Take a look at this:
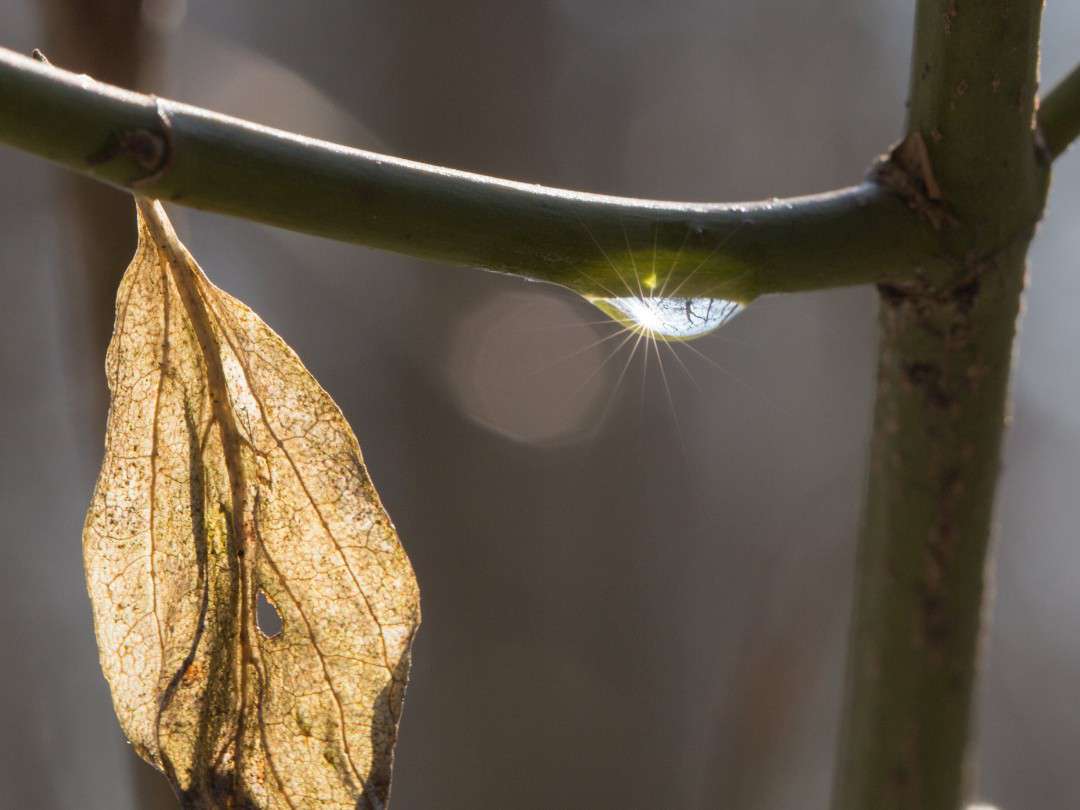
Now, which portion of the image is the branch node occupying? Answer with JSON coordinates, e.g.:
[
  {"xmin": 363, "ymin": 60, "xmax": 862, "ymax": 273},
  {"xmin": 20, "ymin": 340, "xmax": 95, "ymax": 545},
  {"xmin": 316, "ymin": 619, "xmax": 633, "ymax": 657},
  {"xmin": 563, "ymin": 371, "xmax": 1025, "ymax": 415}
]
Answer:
[
  {"xmin": 85, "ymin": 98, "xmax": 173, "ymax": 185},
  {"xmin": 131, "ymin": 98, "xmax": 174, "ymax": 187},
  {"xmin": 870, "ymin": 131, "xmax": 958, "ymax": 231}
]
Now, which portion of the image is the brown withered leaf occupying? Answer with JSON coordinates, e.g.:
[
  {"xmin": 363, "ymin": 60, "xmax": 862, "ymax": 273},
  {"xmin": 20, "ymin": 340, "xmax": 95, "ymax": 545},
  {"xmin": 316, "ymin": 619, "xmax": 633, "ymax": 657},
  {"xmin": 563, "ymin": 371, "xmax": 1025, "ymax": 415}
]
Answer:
[{"xmin": 83, "ymin": 199, "xmax": 420, "ymax": 809}]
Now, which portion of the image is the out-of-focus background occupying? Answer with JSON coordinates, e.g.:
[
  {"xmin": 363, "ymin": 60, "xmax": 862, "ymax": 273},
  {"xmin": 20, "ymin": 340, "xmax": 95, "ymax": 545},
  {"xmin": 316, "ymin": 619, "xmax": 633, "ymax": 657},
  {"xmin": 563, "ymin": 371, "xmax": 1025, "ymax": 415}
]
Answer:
[{"xmin": 0, "ymin": 2, "xmax": 1077, "ymax": 808}]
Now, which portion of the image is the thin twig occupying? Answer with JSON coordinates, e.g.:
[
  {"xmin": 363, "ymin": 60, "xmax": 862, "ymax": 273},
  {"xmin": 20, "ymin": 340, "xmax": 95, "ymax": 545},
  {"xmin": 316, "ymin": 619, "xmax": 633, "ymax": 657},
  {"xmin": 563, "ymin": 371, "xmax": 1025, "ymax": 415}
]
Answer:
[{"xmin": 0, "ymin": 45, "xmax": 948, "ymax": 301}]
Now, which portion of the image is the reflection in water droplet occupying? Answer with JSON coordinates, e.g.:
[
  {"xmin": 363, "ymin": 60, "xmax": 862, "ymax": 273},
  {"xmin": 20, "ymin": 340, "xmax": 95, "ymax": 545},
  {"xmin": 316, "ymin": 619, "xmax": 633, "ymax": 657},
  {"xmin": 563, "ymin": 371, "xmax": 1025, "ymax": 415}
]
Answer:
[{"xmin": 590, "ymin": 296, "xmax": 743, "ymax": 340}]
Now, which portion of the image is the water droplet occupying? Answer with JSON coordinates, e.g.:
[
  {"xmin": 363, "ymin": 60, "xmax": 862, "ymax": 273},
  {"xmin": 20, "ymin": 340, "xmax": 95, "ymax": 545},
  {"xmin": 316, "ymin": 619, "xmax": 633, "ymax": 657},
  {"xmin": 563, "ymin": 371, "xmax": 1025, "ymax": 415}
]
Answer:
[{"xmin": 590, "ymin": 295, "xmax": 744, "ymax": 341}]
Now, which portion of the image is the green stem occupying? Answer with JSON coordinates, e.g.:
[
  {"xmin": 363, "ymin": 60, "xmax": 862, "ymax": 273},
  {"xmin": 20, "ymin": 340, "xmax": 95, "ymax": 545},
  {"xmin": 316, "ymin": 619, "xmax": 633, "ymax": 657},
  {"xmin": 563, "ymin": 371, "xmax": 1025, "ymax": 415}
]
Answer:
[
  {"xmin": 1039, "ymin": 62, "xmax": 1080, "ymax": 160},
  {"xmin": 832, "ymin": 3, "xmax": 1050, "ymax": 809},
  {"xmin": 0, "ymin": 45, "xmax": 947, "ymax": 301},
  {"xmin": 3, "ymin": 45, "xmax": 1076, "ymax": 300}
]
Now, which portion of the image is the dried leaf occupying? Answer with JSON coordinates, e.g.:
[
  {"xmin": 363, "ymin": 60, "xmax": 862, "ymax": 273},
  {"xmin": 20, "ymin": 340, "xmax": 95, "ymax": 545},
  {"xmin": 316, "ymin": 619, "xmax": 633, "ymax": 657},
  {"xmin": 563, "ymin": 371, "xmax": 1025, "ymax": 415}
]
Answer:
[{"xmin": 83, "ymin": 199, "xmax": 420, "ymax": 809}]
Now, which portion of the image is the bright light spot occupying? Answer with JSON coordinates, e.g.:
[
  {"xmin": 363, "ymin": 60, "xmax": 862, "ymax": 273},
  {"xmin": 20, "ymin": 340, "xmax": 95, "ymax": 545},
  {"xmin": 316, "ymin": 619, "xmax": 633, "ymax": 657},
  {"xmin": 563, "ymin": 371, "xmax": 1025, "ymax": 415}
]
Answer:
[
  {"xmin": 591, "ymin": 295, "xmax": 743, "ymax": 341},
  {"xmin": 624, "ymin": 298, "xmax": 665, "ymax": 333}
]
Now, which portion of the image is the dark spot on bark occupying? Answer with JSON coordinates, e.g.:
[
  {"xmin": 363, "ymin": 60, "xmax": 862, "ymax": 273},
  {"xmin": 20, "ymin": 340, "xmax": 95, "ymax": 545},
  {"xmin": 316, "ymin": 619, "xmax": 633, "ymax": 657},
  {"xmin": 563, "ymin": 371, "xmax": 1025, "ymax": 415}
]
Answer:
[
  {"xmin": 904, "ymin": 363, "xmax": 951, "ymax": 409},
  {"xmin": 85, "ymin": 127, "xmax": 170, "ymax": 180},
  {"xmin": 920, "ymin": 589, "xmax": 949, "ymax": 645},
  {"xmin": 949, "ymin": 278, "xmax": 979, "ymax": 313},
  {"xmin": 121, "ymin": 129, "xmax": 168, "ymax": 171},
  {"xmin": 877, "ymin": 283, "xmax": 908, "ymax": 307},
  {"xmin": 919, "ymin": 469, "xmax": 964, "ymax": 657}
]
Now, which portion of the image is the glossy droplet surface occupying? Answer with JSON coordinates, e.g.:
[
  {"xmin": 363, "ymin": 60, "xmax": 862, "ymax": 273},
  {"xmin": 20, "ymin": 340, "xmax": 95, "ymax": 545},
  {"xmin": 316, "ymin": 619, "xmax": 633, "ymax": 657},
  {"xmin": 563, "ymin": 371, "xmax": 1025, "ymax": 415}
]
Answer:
[{"xmin": 591, "ymin": 296, "xmax": 744, "ymax": 340}]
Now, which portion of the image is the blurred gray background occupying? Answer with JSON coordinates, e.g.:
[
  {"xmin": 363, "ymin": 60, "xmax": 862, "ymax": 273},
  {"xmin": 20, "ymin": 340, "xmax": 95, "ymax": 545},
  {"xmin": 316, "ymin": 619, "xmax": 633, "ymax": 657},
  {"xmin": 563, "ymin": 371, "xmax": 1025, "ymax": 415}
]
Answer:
[{"xmin": 0, "ymin": 1, "xmax": 1077, "ymax": 808}]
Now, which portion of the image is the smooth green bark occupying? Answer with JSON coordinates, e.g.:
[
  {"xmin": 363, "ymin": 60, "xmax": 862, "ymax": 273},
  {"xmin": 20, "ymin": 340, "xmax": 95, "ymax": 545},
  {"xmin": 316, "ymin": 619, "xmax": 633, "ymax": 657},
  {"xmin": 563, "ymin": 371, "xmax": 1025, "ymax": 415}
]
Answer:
[
  {"xmin": 1040, "ymin": 62, "xmax": 1080, "ymax": 160},
  {"xmin": 0, "ymin": 46, "xmax": 951, "ymax": 302},
  {"xmin": 833, "ymin": 3, "xmax": 1049, "ymax": 809}
]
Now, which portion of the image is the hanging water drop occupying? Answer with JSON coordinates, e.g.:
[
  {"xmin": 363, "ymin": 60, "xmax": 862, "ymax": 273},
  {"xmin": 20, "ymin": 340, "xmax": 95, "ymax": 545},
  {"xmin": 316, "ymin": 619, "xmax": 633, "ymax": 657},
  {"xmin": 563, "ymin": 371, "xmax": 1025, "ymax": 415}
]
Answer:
[{"xmin": 590, "ymin": 295, "xmax": 744, "ymax": 340}]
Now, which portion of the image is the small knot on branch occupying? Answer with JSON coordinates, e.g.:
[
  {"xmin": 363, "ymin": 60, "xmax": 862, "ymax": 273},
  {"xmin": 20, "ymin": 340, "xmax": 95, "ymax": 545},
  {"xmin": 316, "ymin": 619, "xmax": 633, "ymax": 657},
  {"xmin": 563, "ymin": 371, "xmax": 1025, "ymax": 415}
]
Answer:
[
  {"xmin": 871, "ymin": 131, "xmax": 958, "ymax": 231},
  {"xmin": 86, "ymin": 99, "xmax": 173, "ymax": 185}
]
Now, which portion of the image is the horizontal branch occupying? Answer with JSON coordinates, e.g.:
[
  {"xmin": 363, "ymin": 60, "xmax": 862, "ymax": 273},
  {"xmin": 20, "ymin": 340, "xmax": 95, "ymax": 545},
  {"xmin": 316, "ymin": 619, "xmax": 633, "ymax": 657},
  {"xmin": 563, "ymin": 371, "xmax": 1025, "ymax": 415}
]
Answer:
[
  {"xmin": 1039, "ymin": 62, "xmax": 1080, "ymax": 161},
  {"xmin": 1, "ymin": 45, "xmax": 956, "ymax": 301}
]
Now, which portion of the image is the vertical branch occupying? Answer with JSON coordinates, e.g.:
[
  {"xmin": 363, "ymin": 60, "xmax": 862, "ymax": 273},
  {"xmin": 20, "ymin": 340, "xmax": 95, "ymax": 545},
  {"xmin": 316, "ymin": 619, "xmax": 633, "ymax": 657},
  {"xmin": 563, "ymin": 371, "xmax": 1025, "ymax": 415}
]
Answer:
[{"xmin": 832, "ymin": 3, "xmax": 1049, "ymax": 810}]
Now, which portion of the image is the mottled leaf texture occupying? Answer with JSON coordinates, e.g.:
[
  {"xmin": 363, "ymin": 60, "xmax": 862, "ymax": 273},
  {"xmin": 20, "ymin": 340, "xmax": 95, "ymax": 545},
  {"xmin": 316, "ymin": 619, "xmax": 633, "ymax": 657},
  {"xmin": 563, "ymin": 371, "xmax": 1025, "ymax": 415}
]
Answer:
[{"xmin": 84, "ymin": 199, "xmax": 420, "ymax": 809}]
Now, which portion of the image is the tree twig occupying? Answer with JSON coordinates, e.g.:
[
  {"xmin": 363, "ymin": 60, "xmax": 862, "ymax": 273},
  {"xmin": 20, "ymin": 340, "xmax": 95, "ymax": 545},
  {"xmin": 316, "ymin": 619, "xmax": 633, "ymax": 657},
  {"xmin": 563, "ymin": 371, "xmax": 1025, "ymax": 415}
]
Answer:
[
  {"xmin": 1039, "ymin": 62, "xmax": 1080, "ymax": 161},
  {"xmin": 0, "ymin": 45, "xmax": 951, "ymax": 301}
]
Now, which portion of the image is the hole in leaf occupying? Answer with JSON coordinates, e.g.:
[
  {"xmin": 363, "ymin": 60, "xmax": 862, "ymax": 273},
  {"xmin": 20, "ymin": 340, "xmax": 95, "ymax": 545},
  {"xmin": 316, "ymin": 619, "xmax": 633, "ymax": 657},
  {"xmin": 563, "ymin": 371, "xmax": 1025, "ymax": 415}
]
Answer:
[{"xmin": 256, "ymin": 590, "xmax": 283, "ymax": 638}]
